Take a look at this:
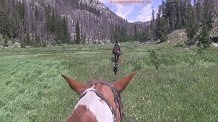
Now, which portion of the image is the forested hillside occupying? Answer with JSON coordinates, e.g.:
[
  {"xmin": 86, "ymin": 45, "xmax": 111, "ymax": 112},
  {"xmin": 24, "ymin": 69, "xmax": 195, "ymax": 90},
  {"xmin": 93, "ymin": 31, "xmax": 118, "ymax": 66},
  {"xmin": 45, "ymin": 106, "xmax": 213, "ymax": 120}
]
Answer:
[
  {"xmin": 0, "ymin": 0, "xmax": 70, "ymax": 47},
  {"xmin": 148, "ymin": 0, "xmax": 217, "ymax": 48},
  {"xmin": 0, "ymin": 0, "xmax": 148, "ymax": 47}
]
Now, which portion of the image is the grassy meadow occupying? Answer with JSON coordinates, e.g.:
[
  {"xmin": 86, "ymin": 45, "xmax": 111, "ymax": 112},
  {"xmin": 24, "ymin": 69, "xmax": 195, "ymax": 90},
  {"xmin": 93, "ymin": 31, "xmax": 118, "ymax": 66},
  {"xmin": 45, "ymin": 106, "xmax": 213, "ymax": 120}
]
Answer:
[{"xmin": 1, "ymin": 42, "xmax": 218, "ymax": 122}]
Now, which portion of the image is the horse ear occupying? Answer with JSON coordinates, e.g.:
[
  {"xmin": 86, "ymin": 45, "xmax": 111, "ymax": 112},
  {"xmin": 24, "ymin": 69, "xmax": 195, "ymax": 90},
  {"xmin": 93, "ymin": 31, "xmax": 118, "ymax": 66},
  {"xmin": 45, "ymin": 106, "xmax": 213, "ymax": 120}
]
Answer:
[
  {"xmin": 113, "ymin": 71, "xmax": 137, "ymax": 93},
  {"xmin": 61, "ymin": 74, "xmax": 86, "ymax": 94}
]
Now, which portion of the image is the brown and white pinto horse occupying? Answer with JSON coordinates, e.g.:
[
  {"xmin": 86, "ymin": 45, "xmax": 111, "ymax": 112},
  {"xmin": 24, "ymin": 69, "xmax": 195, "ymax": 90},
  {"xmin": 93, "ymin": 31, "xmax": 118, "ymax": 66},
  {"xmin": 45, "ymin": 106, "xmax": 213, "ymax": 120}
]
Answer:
[{"xmin": 61, "ymin": 71, "xmax": 137, "ymax": 122}]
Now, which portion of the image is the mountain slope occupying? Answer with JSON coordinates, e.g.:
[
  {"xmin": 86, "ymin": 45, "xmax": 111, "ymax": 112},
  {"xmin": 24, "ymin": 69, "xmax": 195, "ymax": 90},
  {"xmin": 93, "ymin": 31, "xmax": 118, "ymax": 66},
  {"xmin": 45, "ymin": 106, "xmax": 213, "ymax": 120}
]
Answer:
[
  {"xmin": 53, "ymin": 0, "xmax": 148, "ymax": 43},
  {"xmin": 0, "ymin": 0, "xmax": 148, "ymax": 46}
]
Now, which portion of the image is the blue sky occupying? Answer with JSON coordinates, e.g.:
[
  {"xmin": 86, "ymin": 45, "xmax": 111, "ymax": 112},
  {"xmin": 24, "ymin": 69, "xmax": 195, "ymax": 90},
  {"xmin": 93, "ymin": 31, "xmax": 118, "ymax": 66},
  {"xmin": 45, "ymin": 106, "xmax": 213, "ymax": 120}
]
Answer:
[{"xmin": 99, "ymin": 0, "xmax": 163, "ymax": 22}]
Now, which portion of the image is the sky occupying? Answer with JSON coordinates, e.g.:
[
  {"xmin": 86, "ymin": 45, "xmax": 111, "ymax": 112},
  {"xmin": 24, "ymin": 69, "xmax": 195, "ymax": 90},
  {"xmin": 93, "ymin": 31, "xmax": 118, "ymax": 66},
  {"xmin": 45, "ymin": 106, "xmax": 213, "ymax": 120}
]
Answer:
[{"xmin": 98, "ymin": 0, "xmax": 163, "ymax": 22}]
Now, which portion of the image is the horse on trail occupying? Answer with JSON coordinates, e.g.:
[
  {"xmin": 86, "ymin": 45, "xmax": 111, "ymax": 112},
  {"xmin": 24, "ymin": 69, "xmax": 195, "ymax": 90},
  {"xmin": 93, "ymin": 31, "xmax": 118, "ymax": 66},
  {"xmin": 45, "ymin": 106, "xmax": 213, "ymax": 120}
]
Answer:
[
  {"xmin": 112, "ymin": 48, "xmax": 121, "ymax": 63},
  {"xmin": 61, "ymin": 71, "xmax": 137, "ymax": 122},
  {"xmin": 112, "ymin": 41, "xmax": 122, "ymax": 63}
]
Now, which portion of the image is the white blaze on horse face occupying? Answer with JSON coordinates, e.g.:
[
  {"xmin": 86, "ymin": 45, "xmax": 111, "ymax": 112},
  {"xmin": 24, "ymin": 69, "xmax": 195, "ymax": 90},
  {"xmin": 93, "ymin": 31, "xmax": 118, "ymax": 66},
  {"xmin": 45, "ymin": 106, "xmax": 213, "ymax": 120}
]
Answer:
[{"xmin": 75, "ymin": 87, "xmax": 114, "ymax": 122}]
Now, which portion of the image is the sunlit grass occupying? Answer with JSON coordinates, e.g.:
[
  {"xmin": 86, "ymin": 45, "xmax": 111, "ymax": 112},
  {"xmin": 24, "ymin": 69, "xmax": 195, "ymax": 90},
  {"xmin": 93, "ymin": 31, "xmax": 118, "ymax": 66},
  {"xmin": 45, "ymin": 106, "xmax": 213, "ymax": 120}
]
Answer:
[{"xmin": 1, "ymin": 43, "xmax": 218, "ymax": 121}]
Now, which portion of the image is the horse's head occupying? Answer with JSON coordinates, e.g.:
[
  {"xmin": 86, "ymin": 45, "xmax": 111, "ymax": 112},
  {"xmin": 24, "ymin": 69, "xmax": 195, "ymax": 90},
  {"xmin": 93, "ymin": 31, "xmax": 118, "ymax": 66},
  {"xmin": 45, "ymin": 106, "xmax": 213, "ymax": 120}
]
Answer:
[{"xmin": 61, "ymin": 71, "xmax": 137, "ymax": 122}]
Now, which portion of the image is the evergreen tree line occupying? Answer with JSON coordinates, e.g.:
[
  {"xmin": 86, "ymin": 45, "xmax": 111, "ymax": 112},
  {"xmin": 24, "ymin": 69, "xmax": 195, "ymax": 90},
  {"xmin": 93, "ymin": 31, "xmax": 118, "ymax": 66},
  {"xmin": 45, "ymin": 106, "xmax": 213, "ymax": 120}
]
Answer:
[
  {"xmin": 110, "ymin": 23, "xmax": 148, "ymax": 43},
  {"xmin": 74, "ymin": 21, "xmax": 135, "ymax": 44},
  {"xmin": 74, "ymin": 19, "xmax": 88, "ymax": 44},
  {"xmin": 0, "ymin": 0, "xmax": 70, "ymax": 47},
  {"xmin": 147, "ymin": 0, "xmax": 214, "ymax": 48},
  {"xmin": 0, "ymin": 0, "xmax": 25, "ymax": 47},
  {"xmin": 110, "ymin": 24, "xmax": 129, "ymax": 43},
  {"xmin": 45, "ymin": 5, "xmax": 70, "ymax": 45}
]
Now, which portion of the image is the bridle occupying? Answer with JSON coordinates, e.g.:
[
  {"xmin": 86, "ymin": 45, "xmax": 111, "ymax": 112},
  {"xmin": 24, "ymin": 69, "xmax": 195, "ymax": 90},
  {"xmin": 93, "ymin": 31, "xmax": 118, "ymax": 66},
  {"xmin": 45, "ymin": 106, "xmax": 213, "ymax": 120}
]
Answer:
[{"xmin": 79, "ymin": 80, "xmax": 124, "ymax": 122}]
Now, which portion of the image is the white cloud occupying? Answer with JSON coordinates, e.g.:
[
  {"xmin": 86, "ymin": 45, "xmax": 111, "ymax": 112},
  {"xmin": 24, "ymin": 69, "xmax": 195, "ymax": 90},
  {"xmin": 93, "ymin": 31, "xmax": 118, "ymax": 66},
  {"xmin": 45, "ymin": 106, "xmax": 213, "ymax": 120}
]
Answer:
[
  {"xmin": 115, "ymin": 5, "xmax": 134, "ymax": 19},
  {"xmin": 128, "ymin": 20, "xmax": 135, "ymax": 23},
  {"xmin": 136, "ymin": 4, "xmax": 156, "ymax": 22},
  {"xmin": 99, "ymin": 0, "xmax": 110, "ymax": 4}
]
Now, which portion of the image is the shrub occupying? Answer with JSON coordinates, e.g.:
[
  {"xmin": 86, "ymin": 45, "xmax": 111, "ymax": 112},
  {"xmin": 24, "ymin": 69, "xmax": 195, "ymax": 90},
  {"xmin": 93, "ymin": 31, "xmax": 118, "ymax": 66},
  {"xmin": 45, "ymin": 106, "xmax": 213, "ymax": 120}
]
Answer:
[{"xmin": 149, "ymin": 49, "xmax": 161, "ymax": 69}]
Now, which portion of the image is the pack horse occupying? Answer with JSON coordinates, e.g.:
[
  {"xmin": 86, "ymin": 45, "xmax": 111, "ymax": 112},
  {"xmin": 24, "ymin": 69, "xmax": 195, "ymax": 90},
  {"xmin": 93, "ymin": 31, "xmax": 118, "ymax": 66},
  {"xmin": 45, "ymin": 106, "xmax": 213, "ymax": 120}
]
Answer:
[{"xmin": 61, "ymin": 71, "xmax": 137, "ymax": 122}]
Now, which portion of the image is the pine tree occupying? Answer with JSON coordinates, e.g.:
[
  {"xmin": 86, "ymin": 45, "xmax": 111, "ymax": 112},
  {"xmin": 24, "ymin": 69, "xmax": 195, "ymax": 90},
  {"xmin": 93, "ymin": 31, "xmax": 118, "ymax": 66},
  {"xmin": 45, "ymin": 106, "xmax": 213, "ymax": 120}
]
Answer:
[
  {"xmin": 196, "ymin": 0, "xmax": 204, "ymax": 24},
  {"xmin": 139, "ymin": 29, "xmax": 149, "ymax": 43},
  {"xmin": 155, "ymin": 3, "xmax": 169, "ymax": 42},
  {"xmin": 166, "ymin": 0, "xmax": 177, "ymax": 31},
  {"xmin": 176, "ymin": 0, "xmax": 182, "ymax": 29},
  {"xmin": 152, "ymin": 7, "xmax": 155, "ymax": 22},
  {"xmin": 202, "ymin": 0, "xmax": 213, "ymax": 31},
  {"xmin": 3, "ymin": 34, "xmax": 9, "ymax": 47},
  {"xmin": 0, "ymin": 0, "xmax": 5, "ymax": 34},
  {"xmin": 134, "ymin": 24, "xmax": 138, "ymax": 41},
  {"xmin": 83, "ymin": 32, "xmax": 86, "ymax": 44},
  {"xmin": 62, "ymin": 17, "xmax": 70, "ymax": 43},
  {"xmin": 185, "ymin": 3, "xmax": 198, "ymax": 45},
  {"xmin": 159, "ymin": 18, "xmax": 168, "ymax": 42},
  {"xmin": 150, "ymin": 7, "xmax": 156, "ymax": 41},
  {"xmin": 155, "ymin": 5, "xmax": 161, "ymax": 40},
  {"xmin": 179, "ymin": 0, "xmax": 191, "ymax": 28},
  {"xmin": 75, "ymin": 20, "xmax": 80, "ymax": 44},
  {"xmin": 197, "ymin": 0, "xmax": 213, "ymax": 48},
  {"xmin": 15, "ymin": 0, "xmax": 26, "ymax": 39},
  {"xmin": 17, "ymin": 1, "xmax": 25, "ymax": 21},
  {"xmin": 1, "ymin": 0, "xmax": 10, "ymax": 37},
  {"xmin": 161, "ymin": 1, "xmax": 166, "ymax": 17},
  {"xmin": 9, "ymin": 11, "xmax": 16, "ymax": 38},
  {"xmin": 58, "ymin": 16, "xmax": 69, "ymax": 44},
  {"xmin": 198, "ymin": 25, "xmax": 211, "ymax": 48}
]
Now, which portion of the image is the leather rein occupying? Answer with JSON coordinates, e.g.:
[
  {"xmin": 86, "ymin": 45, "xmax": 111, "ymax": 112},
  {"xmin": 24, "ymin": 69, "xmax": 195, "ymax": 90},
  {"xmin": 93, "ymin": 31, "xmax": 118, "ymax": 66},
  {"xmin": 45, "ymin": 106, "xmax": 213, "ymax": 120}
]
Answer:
[{"xmin": 79, "ymin": 80, "xmax": 126, "ymax": 122}]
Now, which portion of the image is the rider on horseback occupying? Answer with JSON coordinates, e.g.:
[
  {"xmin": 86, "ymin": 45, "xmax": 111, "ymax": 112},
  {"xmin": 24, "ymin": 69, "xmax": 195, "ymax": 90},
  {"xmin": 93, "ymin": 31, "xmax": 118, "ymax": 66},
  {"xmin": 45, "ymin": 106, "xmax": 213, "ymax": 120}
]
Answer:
[{"xmin": 112, "ymin": 40, "xmax": 121, "ymax": 63}]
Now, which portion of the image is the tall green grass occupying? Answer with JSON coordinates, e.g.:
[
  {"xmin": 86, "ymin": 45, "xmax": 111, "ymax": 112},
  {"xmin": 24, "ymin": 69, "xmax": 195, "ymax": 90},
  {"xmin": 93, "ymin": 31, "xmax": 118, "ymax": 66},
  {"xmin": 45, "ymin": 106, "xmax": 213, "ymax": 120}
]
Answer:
[{"xmin": 0, "ymin": 44, "xmax": 218, "ymax": 121}]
